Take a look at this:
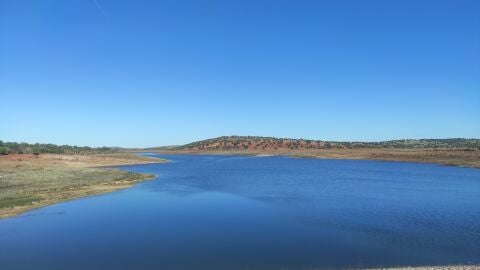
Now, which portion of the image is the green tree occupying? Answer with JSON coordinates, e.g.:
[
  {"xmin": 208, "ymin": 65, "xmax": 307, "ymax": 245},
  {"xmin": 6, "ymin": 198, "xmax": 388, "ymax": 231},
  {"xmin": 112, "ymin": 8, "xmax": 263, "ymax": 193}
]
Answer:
[{"xmin": 0, "ymin": 147, "xmax": 9, "ymax": 155}]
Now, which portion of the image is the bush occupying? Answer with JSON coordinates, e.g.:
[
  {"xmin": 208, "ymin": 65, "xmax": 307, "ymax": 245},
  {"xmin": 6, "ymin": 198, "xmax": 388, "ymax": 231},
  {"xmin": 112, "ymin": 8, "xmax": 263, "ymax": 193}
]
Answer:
[{"xmin": 0, "ymin": 147, "xmax": 9, "ymax": 155}]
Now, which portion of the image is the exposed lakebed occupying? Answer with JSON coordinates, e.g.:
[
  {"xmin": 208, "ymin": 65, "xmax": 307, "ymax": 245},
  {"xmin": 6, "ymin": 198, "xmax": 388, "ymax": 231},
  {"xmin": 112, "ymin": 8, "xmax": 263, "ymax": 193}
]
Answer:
[{"xmin": 1, "ymin": 154, "xmax": 479, "ymax": 269}]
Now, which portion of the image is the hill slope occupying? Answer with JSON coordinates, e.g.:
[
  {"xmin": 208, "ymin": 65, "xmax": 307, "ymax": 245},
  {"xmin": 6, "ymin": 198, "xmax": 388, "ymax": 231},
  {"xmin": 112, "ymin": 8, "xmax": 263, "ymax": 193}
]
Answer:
[{"xmin": 173, "ymin": 136, "xmax": 480, "ymax": 151}]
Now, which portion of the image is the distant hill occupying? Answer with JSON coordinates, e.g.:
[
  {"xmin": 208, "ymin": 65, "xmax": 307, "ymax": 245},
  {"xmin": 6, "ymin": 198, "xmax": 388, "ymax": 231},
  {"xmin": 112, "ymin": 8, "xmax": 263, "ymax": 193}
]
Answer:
[{"xmin": 172, "ymin": 136, "xmax": 480, "ymax": 152}]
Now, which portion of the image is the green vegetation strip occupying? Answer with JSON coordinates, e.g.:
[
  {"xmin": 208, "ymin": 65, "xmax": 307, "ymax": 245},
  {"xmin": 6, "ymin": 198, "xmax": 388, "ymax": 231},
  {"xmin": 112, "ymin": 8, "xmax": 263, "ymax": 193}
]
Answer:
[{"xmin": 0, "ymin": 140, "xmax": 114, "ymax": 155}]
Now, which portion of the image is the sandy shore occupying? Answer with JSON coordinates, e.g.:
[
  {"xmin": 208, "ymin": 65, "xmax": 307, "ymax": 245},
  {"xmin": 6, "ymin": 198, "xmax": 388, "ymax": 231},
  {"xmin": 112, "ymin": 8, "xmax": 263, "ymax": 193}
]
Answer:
[
  {"xmin": 365, "ymin": 266, "xmax": 480, "ymax": 270},
  {"xmin": 0, "ymin": 153, "xmax": 167, "ymax": 219},
  {"xmin": 160, "ymin": 148, "xmax": 480, "ymax": 168}
]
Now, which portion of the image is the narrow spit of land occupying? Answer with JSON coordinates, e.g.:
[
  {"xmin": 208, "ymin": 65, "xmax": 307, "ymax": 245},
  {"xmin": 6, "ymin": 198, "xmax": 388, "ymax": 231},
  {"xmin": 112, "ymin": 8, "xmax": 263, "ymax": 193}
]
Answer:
[{"xmin": 0, "ymin": 153, "xmax": 167, "ymax": 219}]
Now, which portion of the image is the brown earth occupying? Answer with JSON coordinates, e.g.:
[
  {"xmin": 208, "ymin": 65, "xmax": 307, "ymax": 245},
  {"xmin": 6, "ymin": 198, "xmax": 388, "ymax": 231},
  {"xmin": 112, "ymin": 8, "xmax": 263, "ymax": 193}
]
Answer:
[{"xmin": 0, "ymin": 152, "xmax": 165, "ymax": 167}]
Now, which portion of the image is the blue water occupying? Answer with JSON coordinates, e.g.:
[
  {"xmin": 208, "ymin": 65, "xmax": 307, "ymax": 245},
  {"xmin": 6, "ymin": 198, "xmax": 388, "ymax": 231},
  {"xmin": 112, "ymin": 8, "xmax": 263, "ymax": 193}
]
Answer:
[{"xmin": 1, "ymin": 154, "xmax": 480, "ymax": 270}]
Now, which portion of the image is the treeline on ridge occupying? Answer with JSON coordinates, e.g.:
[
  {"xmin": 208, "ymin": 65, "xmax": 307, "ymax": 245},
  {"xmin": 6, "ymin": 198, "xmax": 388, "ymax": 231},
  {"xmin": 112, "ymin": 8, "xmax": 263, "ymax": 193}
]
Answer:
[
  {"xmin": 175, "ymin": 136, "xmax": 480, "ymax": 151},
  {"xmin": 0, "ymin": 140, "xmax": 114, "ymax": 155}
]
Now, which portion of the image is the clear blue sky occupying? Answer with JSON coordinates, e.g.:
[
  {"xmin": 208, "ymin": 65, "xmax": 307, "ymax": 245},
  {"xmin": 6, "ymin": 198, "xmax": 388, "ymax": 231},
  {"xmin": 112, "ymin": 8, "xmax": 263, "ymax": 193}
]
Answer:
[{"xmin": 1, "ymin": 0, "xmax": 479, "ymax": 147}]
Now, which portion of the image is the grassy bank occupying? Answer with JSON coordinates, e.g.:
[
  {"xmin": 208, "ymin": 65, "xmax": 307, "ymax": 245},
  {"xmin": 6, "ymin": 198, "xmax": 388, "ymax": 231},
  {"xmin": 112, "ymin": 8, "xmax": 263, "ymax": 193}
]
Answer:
[{"xmin": 0, "ymin": 153, "xmax": 166, "ymax": 219}]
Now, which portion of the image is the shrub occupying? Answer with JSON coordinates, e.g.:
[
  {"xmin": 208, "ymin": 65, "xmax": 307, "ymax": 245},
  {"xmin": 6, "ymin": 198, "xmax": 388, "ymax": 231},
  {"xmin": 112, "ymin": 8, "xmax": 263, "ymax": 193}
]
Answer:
[{"xmin": 0, "ymin": 147, "xmax": 9, "ymax": 155}]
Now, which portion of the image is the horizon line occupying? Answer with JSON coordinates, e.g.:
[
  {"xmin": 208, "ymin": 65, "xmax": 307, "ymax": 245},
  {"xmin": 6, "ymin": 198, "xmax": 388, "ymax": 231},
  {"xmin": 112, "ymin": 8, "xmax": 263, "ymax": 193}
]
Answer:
[{"xmin": 2, "ymin": 135, "xmax": 480, "ymax": 149}]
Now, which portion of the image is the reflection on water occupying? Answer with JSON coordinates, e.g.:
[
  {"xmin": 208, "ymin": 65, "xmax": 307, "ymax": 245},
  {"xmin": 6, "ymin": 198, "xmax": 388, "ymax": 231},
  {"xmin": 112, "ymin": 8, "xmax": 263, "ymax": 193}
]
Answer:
[{"xmin": 1, "ymin": 154, "xmax": 480, "ymax": 270}]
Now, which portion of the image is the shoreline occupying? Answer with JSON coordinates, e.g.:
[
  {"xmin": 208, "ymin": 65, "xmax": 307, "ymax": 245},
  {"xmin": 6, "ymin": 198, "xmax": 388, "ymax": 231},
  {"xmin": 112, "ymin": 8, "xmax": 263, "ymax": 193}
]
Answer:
[
  {"xmin": 365, "ymin": 266, "xmax": 480, "ymax": 270},
  {"xmin": 0, "ymin": 153, "xmax": 168, "ymax": 219},
  {"xmin": 153, "ymin": 148, "xmax": 480, "ymax": 169}
]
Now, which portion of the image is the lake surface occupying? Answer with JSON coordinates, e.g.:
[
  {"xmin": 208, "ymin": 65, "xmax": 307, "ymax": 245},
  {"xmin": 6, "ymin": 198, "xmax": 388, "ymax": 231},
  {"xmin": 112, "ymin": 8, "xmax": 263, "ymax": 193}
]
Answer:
[{"xmin": 1, "ymin": 154, "xmax": 480, "ymax": 270}]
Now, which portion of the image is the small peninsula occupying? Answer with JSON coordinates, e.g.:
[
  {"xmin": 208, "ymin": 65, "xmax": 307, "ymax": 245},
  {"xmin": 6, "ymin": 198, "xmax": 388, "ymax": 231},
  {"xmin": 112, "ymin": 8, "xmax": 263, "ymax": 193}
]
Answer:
[{"xmin": 0, "ymin": 142, "xmax": 167, "ymax": 218}]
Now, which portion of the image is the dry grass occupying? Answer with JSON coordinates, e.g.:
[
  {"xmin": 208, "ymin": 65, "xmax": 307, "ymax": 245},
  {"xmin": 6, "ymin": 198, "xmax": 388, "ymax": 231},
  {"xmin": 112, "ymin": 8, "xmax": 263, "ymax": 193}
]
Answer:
[
  {"xmin": 0, "ymin": 152, "xmax": 165, "ymax": 167},
  {"xmin": 0, "ymin": 153, "xmax": 166, "ymax": 218}
]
